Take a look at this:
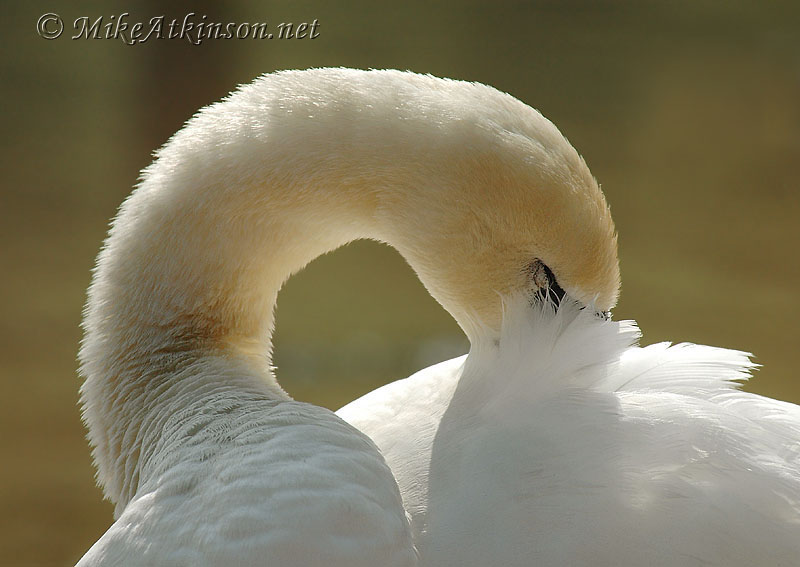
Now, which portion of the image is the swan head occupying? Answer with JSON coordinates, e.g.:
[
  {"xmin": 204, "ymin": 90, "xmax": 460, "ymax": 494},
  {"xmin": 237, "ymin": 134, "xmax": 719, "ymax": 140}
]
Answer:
[{"xmin": 379, "ymin": 90, "xmax": 620, "ymax": 341}]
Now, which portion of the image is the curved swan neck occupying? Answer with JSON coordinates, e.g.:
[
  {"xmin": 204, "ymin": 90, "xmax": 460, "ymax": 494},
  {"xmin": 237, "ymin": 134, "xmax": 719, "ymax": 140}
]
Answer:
[{"xmin": 80, "ymin": 68, "xmax": 618, "ymax": 508}]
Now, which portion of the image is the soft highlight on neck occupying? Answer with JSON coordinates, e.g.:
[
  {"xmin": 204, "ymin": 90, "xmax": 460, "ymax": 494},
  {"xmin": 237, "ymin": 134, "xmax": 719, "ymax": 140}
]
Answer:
[{"xmin": 79, "ymin": 68, "xmax": 618, "ymax": 506}]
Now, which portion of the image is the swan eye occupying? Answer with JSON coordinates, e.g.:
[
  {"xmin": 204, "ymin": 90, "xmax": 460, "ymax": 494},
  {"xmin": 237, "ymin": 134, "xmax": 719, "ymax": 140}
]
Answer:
[
  {"xmin": 527, "ymin": 260, "xmax": 611, "ymax": 319},
  {"xmin": 528, "ymin": 259, "xmax": 566, "ymax": 306}
]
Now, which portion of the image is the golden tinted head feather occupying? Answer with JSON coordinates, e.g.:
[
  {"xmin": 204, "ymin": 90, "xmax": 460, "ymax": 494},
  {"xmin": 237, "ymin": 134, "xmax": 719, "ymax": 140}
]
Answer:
[{"xmin": 368, "ymin": 73, "xmax": 620, "ymax": 334}]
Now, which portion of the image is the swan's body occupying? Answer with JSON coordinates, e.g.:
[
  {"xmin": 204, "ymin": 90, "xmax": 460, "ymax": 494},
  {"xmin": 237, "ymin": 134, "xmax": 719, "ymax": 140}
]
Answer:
[
  {"xmin": 340, "ymin": 304, "xmax": 800, "ymax": 565},
  {"xmin": 78, "ymin": 68, "xmax": 800, "ymax": 566}
]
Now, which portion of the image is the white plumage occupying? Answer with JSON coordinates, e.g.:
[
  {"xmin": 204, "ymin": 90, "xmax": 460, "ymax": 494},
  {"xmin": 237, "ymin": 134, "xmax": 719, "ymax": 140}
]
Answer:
[
  {"xmin": 340, "ymin": 300, "xmax": 800, "ymax": 565},
  {"xmin": 77, "ymin": 68, "xmax": 800, "ymax": 566}
]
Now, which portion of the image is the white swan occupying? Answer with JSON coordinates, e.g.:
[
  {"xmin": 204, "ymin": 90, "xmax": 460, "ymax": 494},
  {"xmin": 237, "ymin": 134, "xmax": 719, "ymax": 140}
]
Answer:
[{"xmin": 78, "ymin": 68, "xmax": 800, "ymax": 566}]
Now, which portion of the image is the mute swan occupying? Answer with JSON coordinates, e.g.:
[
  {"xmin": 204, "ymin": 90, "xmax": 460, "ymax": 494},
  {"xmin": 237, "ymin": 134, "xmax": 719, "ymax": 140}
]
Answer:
[{"xmin": 78, "ymin": 68, "xmax": 800, "ymax": 566}]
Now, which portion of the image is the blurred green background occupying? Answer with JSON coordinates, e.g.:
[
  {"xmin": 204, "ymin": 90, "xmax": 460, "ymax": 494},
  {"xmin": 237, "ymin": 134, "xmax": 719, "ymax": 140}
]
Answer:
[{"xmin": 2, "ymin": 1, "xmax": 799, "ymax": 564}]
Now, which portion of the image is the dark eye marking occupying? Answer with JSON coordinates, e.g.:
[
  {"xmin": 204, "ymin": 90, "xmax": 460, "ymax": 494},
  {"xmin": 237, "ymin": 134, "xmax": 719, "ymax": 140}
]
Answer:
[
  {"xmin": 527, "ymin": 259, "xmax": 612, "ymax": 320},
  {"xmin": 528, "ymin": 259, "xmax": 566, "ymax": 306}
]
